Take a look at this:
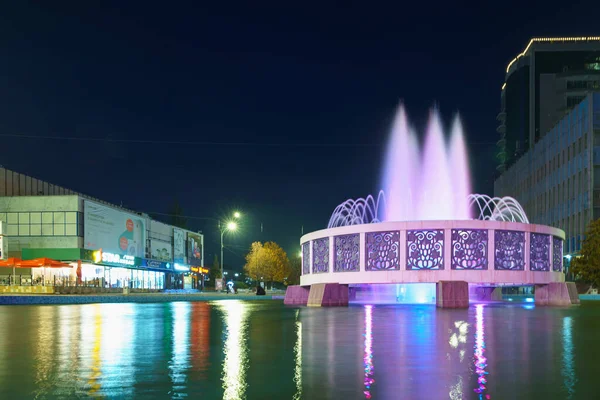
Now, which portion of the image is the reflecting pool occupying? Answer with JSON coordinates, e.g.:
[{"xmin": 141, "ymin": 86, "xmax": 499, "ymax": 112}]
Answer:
[{"xmin": 0, "ymin": 300, "xmax": 599, "ymax": 399}]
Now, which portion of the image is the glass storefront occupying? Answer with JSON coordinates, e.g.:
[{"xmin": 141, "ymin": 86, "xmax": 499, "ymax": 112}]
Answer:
[{"xmin": 80, "ymin": 263, "xmax": 165, "ymax": 289}]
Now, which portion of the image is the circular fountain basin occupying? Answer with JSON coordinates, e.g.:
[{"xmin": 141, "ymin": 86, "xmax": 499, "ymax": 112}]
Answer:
[{"xmin": 300, "ymin": 220, "xmax": 565, "ymax": 287}]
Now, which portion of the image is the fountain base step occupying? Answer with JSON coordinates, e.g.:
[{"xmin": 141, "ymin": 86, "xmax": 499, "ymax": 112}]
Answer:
[
  {"xmin": 436, "ymin": 281, "xmax": 469, "ymax": 308},
  {"xmin": 534, "ymin": 282, "xmax": 580, "ymax": 306},
  {"xmin": 284, "ymin": 285, "xmax": 310, "ymax": 305},
  {"xmin": 307, "ymin": 283, "xmax": 349, "ymax": 307}
]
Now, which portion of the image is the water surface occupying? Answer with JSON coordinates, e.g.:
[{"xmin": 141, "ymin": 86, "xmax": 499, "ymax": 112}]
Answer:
[{"xmin": 0, "ymin": 300, "xmax": 599, "ymax": 399}]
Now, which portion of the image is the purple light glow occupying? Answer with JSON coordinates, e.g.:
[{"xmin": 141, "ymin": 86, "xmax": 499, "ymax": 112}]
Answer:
[
  {"xmin": 382, "ymin": 104, "xmax": 472, "ymax": 221},
  {"xmin": 363, "ymin": 305, "xmax": 374, "ymax": 399},
  {"xmin": 352, "ymin": 283, "xmax": 436, "ymax": 304},
  {"xmin": 474, "ymin": 304, "xmax": 491, "ymax": 399}
]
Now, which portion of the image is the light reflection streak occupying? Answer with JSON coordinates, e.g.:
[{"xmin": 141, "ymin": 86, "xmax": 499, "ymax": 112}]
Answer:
[
  {"xmin": 473, "ymin": 304, "xmax": 490, "ymax": 399},
  {"xmin": 448, "ymin": 320, "xmax": 468, "ymax": 399},
  {"xmin": 562, "ymin": 317, "xmax": 576, "ymax": 398},
  {"xmin": 220, "ymin": 301, "xmax": 249, "ymax": 400},
  {"xmin": 88, "ymin": 305, "xmax": 102, "ymax": 395},
  {"xmin": 101, "ymin": 303, "xmax": 135, "ymax": 397},
  {"xmin": 293, "ymin": 309, "xmax": 302, "ymax": 400},
  {"xmin": 169, "ymin": 302, "xmax": 191, "ymax": 395},
  {"xmin": 34, "ymin": 306, "xmax": 56, "ymax": 394},
  {"xmin": 363, "ymin": 305, "xmax": 374, "ymax": 399}
]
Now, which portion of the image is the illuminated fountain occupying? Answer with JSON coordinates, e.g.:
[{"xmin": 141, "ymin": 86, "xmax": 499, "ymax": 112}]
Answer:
[{"xmin": 286, "ymin": 103, "xmax": 574, "ymax": 308}]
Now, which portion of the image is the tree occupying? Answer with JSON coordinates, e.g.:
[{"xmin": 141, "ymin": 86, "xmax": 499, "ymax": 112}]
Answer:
[
  {"xmin": 287, "ymin": 255, "xmax": 301, "ymax": 285},
  {"xmin": 571, "ymin": 219, "xmax": 600, "ymax": 289},
  {"xmin": 244, "ymin": 241, "xmax": 290, "ymax": 289},
  {"xmin": 210, "ymin": 254, "xmax": 222, "ymax": 285}
]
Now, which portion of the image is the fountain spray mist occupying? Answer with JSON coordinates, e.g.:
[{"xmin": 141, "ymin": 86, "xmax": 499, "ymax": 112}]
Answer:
[{"xmin": 381, "ymin": 103, "xmax": 472, "ymax": 221}]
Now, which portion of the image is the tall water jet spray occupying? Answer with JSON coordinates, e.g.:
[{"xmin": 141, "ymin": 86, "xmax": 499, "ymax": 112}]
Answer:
[
  {"xmin": 449, "ymin": 115, "xmax": 472, "ymax": 220},
  {"xmin": 382, "ymin": 105, "xmax": 417, "ymax": 221},
  {"xmin": 419, "ymin": 109, "xmax": 454, "ymax": 220}
]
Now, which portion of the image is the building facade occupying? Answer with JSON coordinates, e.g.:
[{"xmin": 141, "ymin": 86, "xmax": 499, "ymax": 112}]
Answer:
[
  {"xmin": 0, "ymin": 168, "xmax": 206, "ymax": 290},
  {"xmin": 495, "ymin": 92, "xmax": 600, "ymax": 256},
  {"xmin": 497, "ymin": 37, "xmax": 600, "ymax": 172}
]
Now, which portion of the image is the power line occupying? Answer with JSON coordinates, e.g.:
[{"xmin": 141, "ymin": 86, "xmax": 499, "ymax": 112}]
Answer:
[{"xmin": 0, "ymin": 133, "xmax": 499, "ymax": 147}]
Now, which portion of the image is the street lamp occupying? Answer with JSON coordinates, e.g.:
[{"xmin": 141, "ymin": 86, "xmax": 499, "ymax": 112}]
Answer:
[
  {"xmin": 233, "ymin": 211, "xmax": 241, "ymax": 219},
  {"xmin": 220, "ymin": 215, "xmax": 239, "ymax": 290}
]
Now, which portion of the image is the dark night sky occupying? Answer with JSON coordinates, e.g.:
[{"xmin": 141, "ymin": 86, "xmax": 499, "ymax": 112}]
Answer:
[{"xmin": 1, "ymin": 1, "xmax": 598, "ymax": 270}]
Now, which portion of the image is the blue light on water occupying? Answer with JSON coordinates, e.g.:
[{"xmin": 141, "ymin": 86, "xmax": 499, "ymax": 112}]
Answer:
[
  {"xmin": 525, "ymin": 298, "xmax": 534, "ymax": 303},
  {"xmin": 523, "ymin": 305, "xmax": 535, "ymax": 310}
]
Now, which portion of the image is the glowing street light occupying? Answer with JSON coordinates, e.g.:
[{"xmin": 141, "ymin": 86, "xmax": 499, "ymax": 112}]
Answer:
[{"xmin": 220, "ymin": 212, "xmax": 241, "ymax": 290}]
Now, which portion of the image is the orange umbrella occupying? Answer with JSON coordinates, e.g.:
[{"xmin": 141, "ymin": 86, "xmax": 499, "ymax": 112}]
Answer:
[
  {"xmin": 0, "ymin": 257, "xmax": 22, "ymax": 267},
  {"xmin": 17, "ymin": 258, "xmax": 72, "ymax": 268}
]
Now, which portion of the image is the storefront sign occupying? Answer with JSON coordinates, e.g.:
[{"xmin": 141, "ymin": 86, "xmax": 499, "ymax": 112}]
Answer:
[
  {"xmin": 174, "ymin": 263, "xmax": 190, "ymax": 272},
  {"xmin": 191, "ymin": 266, "xmax": 209, "ymax": 274},
  {"xmin": 93, "ymin": 250, "xmax": 141, "ymax": 268},
  {"xmin": 142, "ymin": 259, "xmax": 172, "ymax": 270}
]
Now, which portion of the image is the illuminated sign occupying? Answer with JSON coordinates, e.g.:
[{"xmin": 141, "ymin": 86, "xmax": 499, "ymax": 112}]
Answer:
[
  {"xmin": 92, "ymin": 249, "xmax": 139, "ymax": 267},
  {"xmin": 102, "ymin": 252, "xmax": 135, "ymax": 266},
  {"xmin": 142, "ymin": 259, "xmax": 171, "ymax": 270},
  {"xmin": 174, "ymin": 263, "xmax": 190, "ymax": 272},
  {"xmin": 191, "ymin": 267, "xmax": 209, "ymax": 274}
]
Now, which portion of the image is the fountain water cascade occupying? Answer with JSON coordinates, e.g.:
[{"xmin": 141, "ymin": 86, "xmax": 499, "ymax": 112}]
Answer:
[{"xmin": 285, "ymin": 104, "xmax": 576, "ymax": 308}]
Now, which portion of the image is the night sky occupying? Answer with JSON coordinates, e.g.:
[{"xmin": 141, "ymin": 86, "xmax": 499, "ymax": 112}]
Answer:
[{"xmin": 1, "ymin": 1, "xmax": 599, "ymax": 270}]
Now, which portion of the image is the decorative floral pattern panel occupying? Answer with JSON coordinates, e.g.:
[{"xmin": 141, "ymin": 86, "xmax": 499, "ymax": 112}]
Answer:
[
  {"xmin": 406, "ymin": 230, "xmax": 444, "ymax": 270},
  {"xmin": 553, "ymin": 237, "xmax": 563, "ymax": 272},
  {"xmin": 365, "ymin": 231, "xmax": 400, "ymax": 270},
  {"xmin": 334, "ymin": 234, "xmax": 360, "ymax": 272},
  {"xmin": 312, "ymin": 238, "xmax": 330, "ymax": 273},
  {"xmin": 494, "ymin": 230, "xmax": 525, "ymax": 270},
  {"xmin": 451, "ymin": 229, "xmax": 488, "ymax": 270},
  {"xmin": 530, "ymin": 233, "xmax": 550, "ymax": 271},
  {"xmin": 302, "ymin": 242, "xmax": 310, "ymax": 275}
]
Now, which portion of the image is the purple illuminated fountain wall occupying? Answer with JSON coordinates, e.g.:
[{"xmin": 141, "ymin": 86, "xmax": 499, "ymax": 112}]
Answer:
[{"xmin": 382, "ymin": 104, "xmax": 472, "ymax": 221}]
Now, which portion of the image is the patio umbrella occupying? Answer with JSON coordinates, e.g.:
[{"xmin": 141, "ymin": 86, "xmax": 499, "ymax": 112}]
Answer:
[
  {"xmin": 17, "ymin": 258, "xmax": 72, "ymax": 268},
  {"xmin": 0, "ymin": 258, "xmax": 22, "ymax": 285},
  {"xmin": 16, "ymin": 258, "xmax": 72, "ymax": 286}
]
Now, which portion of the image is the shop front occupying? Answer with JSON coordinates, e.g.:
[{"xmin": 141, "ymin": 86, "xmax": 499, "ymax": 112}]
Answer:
[{"xmin": 191, "ymin": 266, "xmax": 209, "ymax": 290}]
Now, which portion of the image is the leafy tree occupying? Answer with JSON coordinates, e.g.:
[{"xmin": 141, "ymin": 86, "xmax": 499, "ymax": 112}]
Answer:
[
  {"xmin": 287, "ymin": 255, "xmax": 301, "ymax": 285},
  {"xmin": 571, "ymin": 219, "xmax": 600, "ymax": 289},
  {"xmin": 210, "ymin": 254, "xmax": 222, "ymax": 285},
  {"xmin": 244, "ymin": 241, "xmax": 290, "ymax": 289}
]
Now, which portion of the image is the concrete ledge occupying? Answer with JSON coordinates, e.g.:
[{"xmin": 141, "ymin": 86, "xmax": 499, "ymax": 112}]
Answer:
[
  {"xmin": 284, "ymin": 285, "xmax": 310, "ymax": 305},
  {"xmin": 436, "ymin": 281, "xmax": 469, "ymax": 308},
  {"xmin": 0, "ymin": 286, "xmax": 54, "ymax": 294},
  {"xmin": 535, "ymin": 282, "xmax": 580, "ymax": 306},
  {"xmin": 307, "ymin": 283, "xmax": 348, "ymax": 307}
]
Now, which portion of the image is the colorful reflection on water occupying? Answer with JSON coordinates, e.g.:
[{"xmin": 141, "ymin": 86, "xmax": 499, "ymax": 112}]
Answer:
[
  {"xmin": 0, "ymin": 301, "xmax": 598, "ymax": 399},
  {"xmin": 363, "ymin": 305, "xmax": 374, "ymax": 398}
]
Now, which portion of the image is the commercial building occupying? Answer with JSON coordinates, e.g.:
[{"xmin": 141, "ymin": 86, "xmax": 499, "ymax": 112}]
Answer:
[
  {"xmin": 495, "ymin": 92, "xmax": 600, "ymax": 258},
  {"xmin": 0, "ymin": 167, "xmax": 206, "ymax": 291},
  {"xmin": 497, "ymin": 37, "xmax": 600, "ymax": 172}
]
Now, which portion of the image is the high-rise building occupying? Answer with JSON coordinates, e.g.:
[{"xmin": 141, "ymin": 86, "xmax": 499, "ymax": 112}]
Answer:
[
  {"xmin": 495, "ymin": 92, "xmax": 600, "ymax": 257},
  {"xmin": 497, "ymin": 37, "xmax": 600, "ymax": 172}
]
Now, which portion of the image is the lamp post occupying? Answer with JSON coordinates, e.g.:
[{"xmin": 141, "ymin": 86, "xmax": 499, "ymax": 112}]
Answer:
[{"xmin": 220, "ymin": 212, "xmax": 240, "ymax": 290}]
